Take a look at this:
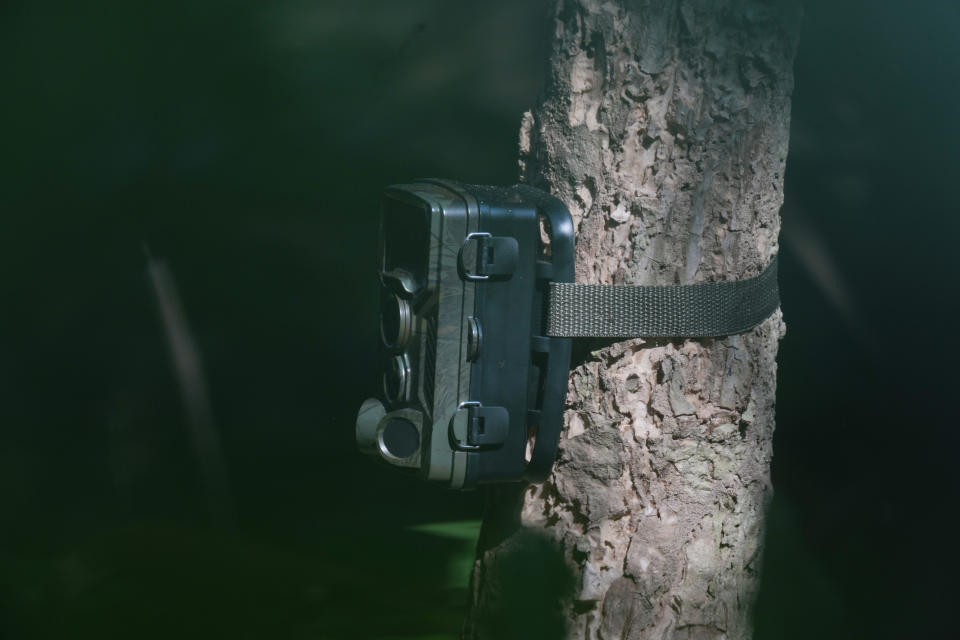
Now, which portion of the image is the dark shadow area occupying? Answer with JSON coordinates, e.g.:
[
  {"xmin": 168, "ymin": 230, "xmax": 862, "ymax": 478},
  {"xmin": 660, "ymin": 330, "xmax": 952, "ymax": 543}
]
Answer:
[
  {"xmin": 467, "ymin": 529, "xmax": 575, "ymax": 640},
  {"xmin": 756, "ymin": 1, "xmax": 960, "ymax": 638},
  {"xmin": 0, "ymin": 1, "xmax": 552, "ymax": 637},
  {"xmin": 0, "ymin": 520, "xmax": 471, "ymax": 639}
]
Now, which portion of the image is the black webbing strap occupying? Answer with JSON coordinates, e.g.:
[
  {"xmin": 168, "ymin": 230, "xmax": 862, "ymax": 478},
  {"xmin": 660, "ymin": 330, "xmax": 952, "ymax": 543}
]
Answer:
[{"xmin": 545, "ymin": 255, "xmax": 779, "ymax": 338}]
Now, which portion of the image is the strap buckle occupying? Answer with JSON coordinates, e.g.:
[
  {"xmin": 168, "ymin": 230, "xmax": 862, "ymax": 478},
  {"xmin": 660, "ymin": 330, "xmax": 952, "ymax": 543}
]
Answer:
[
  {"xmin": 448, "ymin": 401, "xmax": 509, "ymax": 451},
  {"xmin": 458, "ymin": 232, "xmax": 519, "ymax": 281}
]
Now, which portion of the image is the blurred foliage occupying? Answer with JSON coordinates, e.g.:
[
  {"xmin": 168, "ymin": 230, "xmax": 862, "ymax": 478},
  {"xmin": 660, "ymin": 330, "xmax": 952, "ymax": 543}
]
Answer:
[
  {"xmin": 0, "ymin": 520, "xmax": 474, "ymax": 639},
  {"xmin": 407, "ymin": 521, "xmax": 482, "ymax": 590}
]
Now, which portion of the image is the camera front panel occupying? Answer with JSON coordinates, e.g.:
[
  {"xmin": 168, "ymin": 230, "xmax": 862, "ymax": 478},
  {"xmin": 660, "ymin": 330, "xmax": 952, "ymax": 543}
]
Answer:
[{"xmin": 370, "ymin": 182, "xmax": 479, "ymax": 487}]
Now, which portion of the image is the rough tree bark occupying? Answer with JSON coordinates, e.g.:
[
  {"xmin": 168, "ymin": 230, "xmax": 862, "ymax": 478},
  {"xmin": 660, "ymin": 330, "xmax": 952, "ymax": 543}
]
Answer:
[{"xmin": 465, "ymin": 1, "xmax": 801, "ymax": 639}]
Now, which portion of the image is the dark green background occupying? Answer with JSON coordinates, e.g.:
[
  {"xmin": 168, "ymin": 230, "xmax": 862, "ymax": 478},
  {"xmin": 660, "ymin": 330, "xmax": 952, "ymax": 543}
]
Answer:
[{"xmin": 1, "ymin": 0, "xmax": 957, "ymax": 638}]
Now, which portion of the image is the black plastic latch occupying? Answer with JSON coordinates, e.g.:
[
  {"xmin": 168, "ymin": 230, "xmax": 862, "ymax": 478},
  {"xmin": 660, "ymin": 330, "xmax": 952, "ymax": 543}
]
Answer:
[
  {"xmin": 448, "ymin": 401, "xmax": 509, "ymax": 451},
  {"xmin": 458, "ymin": 232, "xmax": 518, "ymax": 281}
]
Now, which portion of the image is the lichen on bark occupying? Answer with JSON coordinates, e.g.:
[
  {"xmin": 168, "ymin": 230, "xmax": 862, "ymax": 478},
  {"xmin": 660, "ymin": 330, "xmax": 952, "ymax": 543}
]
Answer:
[{"xmin": 465, "ymin": 1, "xmax": 801, "ymax": 639}]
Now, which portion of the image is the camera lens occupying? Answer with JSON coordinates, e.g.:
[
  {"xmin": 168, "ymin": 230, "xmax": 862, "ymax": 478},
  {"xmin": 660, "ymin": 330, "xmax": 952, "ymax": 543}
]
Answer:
[
  {"xmin": 380, "ymin": 417, "xmax": 420, "ymax": 459},
  {"xmin": 380, "ymin": 293, "xmax": 412, "ymax": 348},
  {"xmin": 383, "ymin": 354, "xmax": 410, "ymax": 404}
]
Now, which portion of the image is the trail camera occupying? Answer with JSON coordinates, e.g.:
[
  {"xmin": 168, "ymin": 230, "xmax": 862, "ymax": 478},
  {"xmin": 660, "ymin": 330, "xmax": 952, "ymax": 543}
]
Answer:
[{"xmin": 355, "ymin": 179, "xmax": 781, "ymax": 490}]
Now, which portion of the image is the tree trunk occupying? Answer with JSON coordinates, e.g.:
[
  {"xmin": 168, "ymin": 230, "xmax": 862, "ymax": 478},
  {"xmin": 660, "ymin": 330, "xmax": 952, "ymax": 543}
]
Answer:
[{"xmin": 464, "ymin": 1, "xmax": 801, "ymax": 638}]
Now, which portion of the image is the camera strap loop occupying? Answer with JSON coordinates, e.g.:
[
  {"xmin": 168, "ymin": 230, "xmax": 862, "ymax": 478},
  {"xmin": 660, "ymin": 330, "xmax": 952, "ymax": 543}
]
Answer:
[
  {"xmin": 544, "ymin": 255, "xmax": 779, "ymax": 338},
  {"xmin": 459, "ymin": 232, "xmax": 519, "ymax": 281},
  {"xmin": 448, "ymin": 401, "xmax": 510, "ymax": 451}
]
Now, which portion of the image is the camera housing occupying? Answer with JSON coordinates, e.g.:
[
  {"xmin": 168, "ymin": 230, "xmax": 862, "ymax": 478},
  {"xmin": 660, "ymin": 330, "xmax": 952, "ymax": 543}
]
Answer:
[{"xmin": 355, "ymin": 180, "xmax": 574, "ymax": 489}]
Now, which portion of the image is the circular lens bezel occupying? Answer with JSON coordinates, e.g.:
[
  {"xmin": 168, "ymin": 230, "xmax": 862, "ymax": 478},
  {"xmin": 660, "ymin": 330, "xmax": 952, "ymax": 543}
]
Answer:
[
  {"xmin": 382, "ymin": 353, "xmax": 411, "ymax": 404},
  {"xmin": 380, "ymin": 292, "xmax": 412, "ymax": 349},
  {"xmin": 379, "ymin": 417, "xmax": 420, "ymax": 459}
]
